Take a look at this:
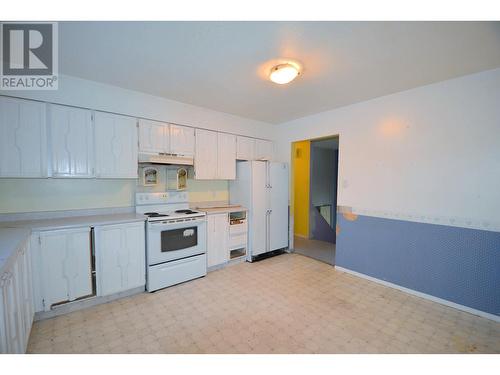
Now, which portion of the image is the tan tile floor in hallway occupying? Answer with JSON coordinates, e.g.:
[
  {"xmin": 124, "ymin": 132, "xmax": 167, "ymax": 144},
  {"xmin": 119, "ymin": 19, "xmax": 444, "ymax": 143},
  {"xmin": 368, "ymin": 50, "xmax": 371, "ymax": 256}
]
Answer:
[{"xmin": 27, "ymin": 253, "xmax": 500, "ymax": 354}]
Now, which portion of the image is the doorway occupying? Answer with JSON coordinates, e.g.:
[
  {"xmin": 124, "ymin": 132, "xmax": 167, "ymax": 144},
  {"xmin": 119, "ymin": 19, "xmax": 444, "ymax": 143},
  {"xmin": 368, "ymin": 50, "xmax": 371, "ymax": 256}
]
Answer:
[{"xmin": 291, "ymin": 136, "xmax": 339, "ymax": 265}]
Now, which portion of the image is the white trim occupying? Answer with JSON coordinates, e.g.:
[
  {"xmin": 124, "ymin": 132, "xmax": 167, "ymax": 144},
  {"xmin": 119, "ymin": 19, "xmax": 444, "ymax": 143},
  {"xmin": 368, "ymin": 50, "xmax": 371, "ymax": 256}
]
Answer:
[
  {"xmin": 345, "ymin": 206, "xmax": 500, "ymax": 233},
  {"xmin": 335, "ymin": 266, "xmax": 500, "ymax": 323}
]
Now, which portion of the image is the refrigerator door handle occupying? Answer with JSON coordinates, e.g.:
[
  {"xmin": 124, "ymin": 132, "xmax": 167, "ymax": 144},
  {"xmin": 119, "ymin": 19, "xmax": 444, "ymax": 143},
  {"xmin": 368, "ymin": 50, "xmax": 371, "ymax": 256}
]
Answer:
[
  {"xmin": 268, "ymin": 209, "xmax": 271, "ymax": 252},
  {"xmin": 266, "ymin": 209, "xmax": 270, "ymax": 252}
]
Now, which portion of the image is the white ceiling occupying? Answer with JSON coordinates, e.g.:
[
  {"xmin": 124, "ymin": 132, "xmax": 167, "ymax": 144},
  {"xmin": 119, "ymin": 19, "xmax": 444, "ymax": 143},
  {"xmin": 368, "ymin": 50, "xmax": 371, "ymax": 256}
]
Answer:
[{"xmin": 59, "ymin": 21, "xmax": 500, "ymax": 124}]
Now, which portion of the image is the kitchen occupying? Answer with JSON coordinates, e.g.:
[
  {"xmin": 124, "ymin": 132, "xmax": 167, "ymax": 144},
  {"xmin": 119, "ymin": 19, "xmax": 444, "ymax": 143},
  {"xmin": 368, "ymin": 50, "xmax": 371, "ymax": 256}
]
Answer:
[
  {"xmin": 0, "ymin": 95, "xmax": 289, "ymax": 347},
  {"xmin": 1, "ymin": 15, "xmax": 500, "ymax": 370}
]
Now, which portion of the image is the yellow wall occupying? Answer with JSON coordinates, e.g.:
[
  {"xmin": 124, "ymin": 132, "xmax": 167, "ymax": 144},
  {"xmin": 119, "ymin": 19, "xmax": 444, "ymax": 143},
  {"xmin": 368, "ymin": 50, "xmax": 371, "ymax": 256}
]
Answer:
[{"xmin": 292, "ymin": 140, "xmax": 310, "ymax": 237}]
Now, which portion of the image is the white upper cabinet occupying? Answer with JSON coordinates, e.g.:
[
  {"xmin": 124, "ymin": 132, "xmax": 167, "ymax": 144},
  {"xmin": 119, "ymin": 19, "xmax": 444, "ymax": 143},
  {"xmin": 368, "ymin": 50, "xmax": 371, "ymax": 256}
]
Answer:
[
  {"xmin": 94, "ymin": 111, "xmax": 138, "ymax": 178},
  {"xmin": 217, "ymin": 133, "xmax": 236, "ymax": 180},
  {"xmin": 139, "ymin": 121, "xmax": 194, "ymax": 156},
  {"xmin": 236, "ymin": 136, "xmax": 255, "ymax": 161},
  {"xmin": 195, "ymin": 130, "xmax": 237, "ymax": 180},
  {"xmin": 138, "ymin": 119, "xmax": 169, "ymax": 154},
  {"xmin": 255, "ymin": 139, "xmax": 274, "ymax": 161},
  {"xmin": 0, "ymin": 96, "xmax": 47, "ymax": 178},
  {"xmin": 49, "ymin": 105, "xmax": 94, "ymax": 178},
  {"xmin": 195, "ymin": 129, "xmax": 218, "ymax": 179},
  {"xmin": 169, "ymin": 124, "xmax": 195, "ymax": 156}
]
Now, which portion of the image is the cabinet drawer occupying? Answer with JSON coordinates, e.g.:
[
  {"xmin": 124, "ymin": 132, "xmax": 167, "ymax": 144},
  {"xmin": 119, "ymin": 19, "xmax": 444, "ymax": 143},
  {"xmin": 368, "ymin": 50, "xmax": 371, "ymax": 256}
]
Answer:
[
  {"xmin": 147, "ymin": 254, "xmax": 206, "ymax": 292},
  {"xmin": 229, "ymin": 222, "xmax": 247, "ymax": 235},
  {"xmin": 229, "ymin": 233, "xmax": 247, "ymax": 250}
]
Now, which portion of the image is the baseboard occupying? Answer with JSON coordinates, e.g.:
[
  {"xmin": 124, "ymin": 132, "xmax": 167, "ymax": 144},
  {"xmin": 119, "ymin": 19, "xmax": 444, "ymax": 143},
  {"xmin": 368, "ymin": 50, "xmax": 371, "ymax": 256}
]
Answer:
[
  {"xmin": 335, "ymin": 266, "xmax": 500, "ymax": 323},
  {"xmin": 34, "ymin": 286, "xmax": 145, "ymax": 321}
]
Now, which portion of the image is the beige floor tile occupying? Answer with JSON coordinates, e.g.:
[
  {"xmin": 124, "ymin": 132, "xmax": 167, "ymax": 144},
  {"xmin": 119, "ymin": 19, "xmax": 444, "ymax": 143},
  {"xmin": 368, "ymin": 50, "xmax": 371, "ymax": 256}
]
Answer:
[{"xmin": 27, "ymin": 253, "xmax": 500, "ymax": 354}]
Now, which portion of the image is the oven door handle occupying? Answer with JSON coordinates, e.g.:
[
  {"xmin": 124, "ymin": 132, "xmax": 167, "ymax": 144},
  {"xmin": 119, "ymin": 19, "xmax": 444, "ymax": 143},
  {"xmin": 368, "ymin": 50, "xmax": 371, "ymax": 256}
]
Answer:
[{"xmin": 148, "ymin": 218, "xmax": 206, "ymax": 229}]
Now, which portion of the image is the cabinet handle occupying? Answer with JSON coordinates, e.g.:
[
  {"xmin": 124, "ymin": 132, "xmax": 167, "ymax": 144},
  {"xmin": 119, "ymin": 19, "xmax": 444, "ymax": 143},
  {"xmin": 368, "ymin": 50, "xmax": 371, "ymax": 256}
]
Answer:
[{"xmin": 0, "ymin": 272, "xmax": 12, "ymax": 287}]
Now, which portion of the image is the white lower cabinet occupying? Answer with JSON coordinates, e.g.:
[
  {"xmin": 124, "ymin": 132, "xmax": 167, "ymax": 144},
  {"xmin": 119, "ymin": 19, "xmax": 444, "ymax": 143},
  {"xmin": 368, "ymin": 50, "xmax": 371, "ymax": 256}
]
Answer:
[
  {"xmin": 37, "ymin": 228, "xmax": 92, "ymax": 311},
  {"xmin": 207, "ymin": 213, "xmax": 229, "ymax": 268},
  {"xmin": 0, "ymin": 239, "xmax": 34, "ymax": 354},
  {"xmin": 95, "ymin": 222, "xmax": 145, "ymax": 297}
]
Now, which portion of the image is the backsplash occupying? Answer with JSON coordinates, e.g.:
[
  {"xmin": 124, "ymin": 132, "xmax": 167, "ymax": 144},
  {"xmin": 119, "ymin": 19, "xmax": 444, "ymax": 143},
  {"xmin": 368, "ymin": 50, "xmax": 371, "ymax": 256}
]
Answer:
[
  {"xmin": 136, "ymin": 164, "xmax": 229, "ymax": 204},
  {"xmin": 0, "ymin": 166, "xmax": 229, "ymax": 214},
  {"xmin": 0, "ymin": 178, "xmax": 136, "ymax": 214}
]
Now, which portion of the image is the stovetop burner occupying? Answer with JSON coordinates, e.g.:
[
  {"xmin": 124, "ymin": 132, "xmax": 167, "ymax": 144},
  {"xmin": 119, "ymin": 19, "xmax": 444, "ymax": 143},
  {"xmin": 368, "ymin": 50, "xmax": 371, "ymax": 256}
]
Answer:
[
  {"xmin": 144, "ymin": 212, "xmax": 169, "ymax": 218},
  {"xmin": 175, "ymin": 209, "xmax": 198, "ymax": 214}
]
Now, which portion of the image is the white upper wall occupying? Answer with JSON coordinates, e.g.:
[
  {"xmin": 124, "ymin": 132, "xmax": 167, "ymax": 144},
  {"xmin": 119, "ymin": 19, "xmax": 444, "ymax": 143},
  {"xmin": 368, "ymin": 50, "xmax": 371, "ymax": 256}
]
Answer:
[
  {"xmin": 0, "ymin": 74, "xmax": 274, "ymax": 139},
  {"xmin": 273, "ymin": 68, "xmax": 500, "ymax": 231}
]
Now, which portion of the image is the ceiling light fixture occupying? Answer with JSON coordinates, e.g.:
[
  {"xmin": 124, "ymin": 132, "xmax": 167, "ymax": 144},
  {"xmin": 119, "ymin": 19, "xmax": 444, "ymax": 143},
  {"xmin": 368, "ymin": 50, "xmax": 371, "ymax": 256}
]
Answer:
[{"xmin": 269, "ymin": 63, "xmax": 301, "ymax": 85}]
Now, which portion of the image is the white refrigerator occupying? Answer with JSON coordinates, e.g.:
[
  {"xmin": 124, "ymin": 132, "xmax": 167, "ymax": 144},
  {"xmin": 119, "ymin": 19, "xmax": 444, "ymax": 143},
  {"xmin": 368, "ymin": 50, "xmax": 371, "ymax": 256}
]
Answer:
[{"xmin": 229, "ymin": 161, "xmax": 289, "ymax": 260}]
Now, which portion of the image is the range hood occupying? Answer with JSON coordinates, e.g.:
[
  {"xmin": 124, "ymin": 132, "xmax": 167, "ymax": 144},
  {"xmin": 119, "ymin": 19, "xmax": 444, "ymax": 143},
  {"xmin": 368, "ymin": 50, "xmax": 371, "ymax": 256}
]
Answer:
[{"xmin": 138, "ymin": 153, "xmax": 194, "ymax": 166}]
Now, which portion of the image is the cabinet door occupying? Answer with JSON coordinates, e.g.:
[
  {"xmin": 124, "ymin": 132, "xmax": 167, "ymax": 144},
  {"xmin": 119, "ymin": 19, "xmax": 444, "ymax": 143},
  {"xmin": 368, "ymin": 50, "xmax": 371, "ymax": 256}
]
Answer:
[
  {"xmin": 215, "ymin": 214, "xmax": 229, "ymax": 265},
  {"xmin": 95, "ymin": 222, "xmax": 145, "ymax": 297},
  {"xmin": 207, "ymin": 214, "xmax": 228, "ymax": 268},
  {"xmin": 269, "ymin": 162, "xmax": 289, "ymax": 251},
  {"xmin": 49, "ymin": 105, "xmax": 94, "ymax": 177},
  {"xmin": 217, "ymin": 133, "xmax": 236, "ymax": 180},
  {"xmin": 0, "ymin": 279, "xmax": 7, "ymax": 353},
  {"xmin": 251, "ymin": 161, "xmax": 268, "ymax": 257},
  {"xmin": 138, "ymin": 119, "xmax": 168, "ymax": 154},
  {"xmin": 255, "ymin": 140, "xmax": 273, "ymax": 161},
  {"xmin": 123, "ymin": 223, "xmax": 146, "ymax": 290},
  {"xmin": 236, "ymin": 136, "xmax": 255, "ymax": 161},
  {"xmin": 95, "ymin": 112, "xmax": 138, "ymax": 178},
  {"xmin": 170, "ymin": 124, "xmax": 195, "ymax": 156},
  {"xmin": 18, "ymin": 241, "xmax": 34, "ymax": 348},
  {"xmin": 0, "ymin": 240, "xmax": 35, "ymax": 354},
  {"xmin": 0, "ymin": 96, "xmax": 47, "ymax": 177},
  {"xmin": 30, "ymin": 233, "xmax": 44, "ymax": 313},
  {"xmin": 0, "ymin": 269, "xmax": 24, "ymax": 353},
  {"xmin": 95, "ymin": 225, "xmax": 122, "ymax": 296},
  {"xmin": 39, "ymin": 228, "xmax": 92, "ymax": 310},
  {"xmin": 194, "ymin": 129, "xmax": 217, "ymax": 180}
]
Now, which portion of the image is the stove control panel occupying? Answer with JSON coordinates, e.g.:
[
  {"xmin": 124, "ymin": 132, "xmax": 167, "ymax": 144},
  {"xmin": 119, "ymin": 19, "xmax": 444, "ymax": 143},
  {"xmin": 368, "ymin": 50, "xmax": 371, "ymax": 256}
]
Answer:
[{"xmin": 135, "ymin": 191, "xmax": 188, "ymax": 205}]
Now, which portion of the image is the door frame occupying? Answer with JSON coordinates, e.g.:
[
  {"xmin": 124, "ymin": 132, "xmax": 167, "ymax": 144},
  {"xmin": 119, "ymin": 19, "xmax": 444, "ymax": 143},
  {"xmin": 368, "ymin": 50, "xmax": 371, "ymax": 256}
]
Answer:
[{"xmin": 290, "ymin": 134, "xmax": 340, "ymax": 261}]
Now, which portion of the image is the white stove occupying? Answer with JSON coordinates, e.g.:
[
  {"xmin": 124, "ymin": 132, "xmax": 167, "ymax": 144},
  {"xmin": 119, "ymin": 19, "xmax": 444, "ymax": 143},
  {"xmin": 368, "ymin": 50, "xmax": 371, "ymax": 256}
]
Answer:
[
  {"xmin": 136, "ymin": 192, "xmax": 205, "ymax": 222},
  {"xmin": 136, "ymin": 192, "xmax": 207, "ymax": 292}
]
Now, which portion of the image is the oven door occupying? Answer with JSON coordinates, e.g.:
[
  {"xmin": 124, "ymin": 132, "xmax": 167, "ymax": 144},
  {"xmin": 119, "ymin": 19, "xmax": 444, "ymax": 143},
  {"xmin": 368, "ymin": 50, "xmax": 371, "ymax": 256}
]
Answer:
[{"xmin": 147, "ymin": 218, "xmax": 206, "ymax": 266}]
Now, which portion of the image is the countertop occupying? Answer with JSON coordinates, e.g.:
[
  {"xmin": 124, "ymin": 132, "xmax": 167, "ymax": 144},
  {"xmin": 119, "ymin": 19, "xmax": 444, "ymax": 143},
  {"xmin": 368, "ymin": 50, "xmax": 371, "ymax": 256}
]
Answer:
[
  {"xmin": 0, "ymin": 227, "xmax": 31, "ymax": 274},
  {"xmin": 0, "ymin": 212, "xmax": 146, "ymax": 275},
  {"xmin": 0, "ymin": 213, "xmax": 146, "ymax": 231},
  {"xmin": 193, "ymin": 204, "xmax": 248, "ymax": 215}
]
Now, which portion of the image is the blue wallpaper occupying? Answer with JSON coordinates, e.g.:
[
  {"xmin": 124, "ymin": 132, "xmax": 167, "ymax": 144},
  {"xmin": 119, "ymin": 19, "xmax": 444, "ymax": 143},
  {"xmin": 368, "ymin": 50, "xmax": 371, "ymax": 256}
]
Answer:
[{"xmin": 336, "ymin": 214, "xmax": 500, "ymax": 316}]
